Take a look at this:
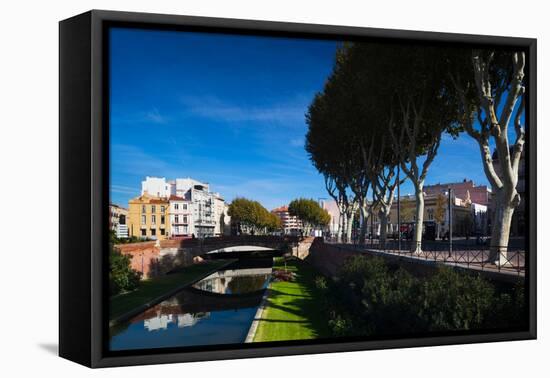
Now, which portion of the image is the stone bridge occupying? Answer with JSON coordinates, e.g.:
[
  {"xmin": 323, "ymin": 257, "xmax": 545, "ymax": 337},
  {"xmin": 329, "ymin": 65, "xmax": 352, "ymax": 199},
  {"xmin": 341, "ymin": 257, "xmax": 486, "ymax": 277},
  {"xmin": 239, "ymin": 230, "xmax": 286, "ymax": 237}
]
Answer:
[
  {"xmin": 116, "ymin": 235, "xmax": 300, "ymax": 278},
  {"xmin": 161, "ymin": 235, "xmax": 298, "ymax": 256}
]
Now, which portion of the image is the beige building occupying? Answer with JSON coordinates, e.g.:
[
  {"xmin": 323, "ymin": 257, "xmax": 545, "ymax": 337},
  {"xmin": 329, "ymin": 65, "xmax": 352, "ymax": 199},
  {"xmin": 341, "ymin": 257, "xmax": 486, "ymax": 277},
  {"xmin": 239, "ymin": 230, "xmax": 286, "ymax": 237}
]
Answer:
[
  {"xmin": 128, "ymin": 193, "xmax": 170, "ymax": 240},
  {"xmin": 379, "ymin": 191, "xmax": 486, "ymax": 239},
  {"xmin": 272, "ymin": 205, "xmax": 302, "ymax": 235}
]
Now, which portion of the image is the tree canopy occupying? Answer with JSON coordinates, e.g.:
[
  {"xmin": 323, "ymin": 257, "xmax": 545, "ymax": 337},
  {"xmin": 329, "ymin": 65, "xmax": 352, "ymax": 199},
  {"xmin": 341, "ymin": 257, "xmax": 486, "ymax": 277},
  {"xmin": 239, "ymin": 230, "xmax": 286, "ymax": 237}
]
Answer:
[
  {"xmin": 306, "ymin": 42, "xmax": 463, "ymax": 249},
  {"xmin": 288, "ymin": 198, "xmax": 331, "ymax": 231},
  {"xmin": 228, "ymin": 197, "xmax": 281, "ymax": 234}
]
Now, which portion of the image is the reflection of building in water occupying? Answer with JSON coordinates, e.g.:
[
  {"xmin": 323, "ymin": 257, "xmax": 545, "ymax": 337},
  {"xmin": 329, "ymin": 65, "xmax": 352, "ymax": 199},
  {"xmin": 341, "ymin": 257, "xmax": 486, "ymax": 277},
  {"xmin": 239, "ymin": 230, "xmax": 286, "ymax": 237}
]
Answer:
[
  {"xmin": 144, "ymin": 312, "xmax": 210, "ymax": 331},
  {"xmin": 177, "ymin": 313, "xmax": 209, "ymax": 328},
  {"xmin": 144, "ymin": 314, "xmax": 174, "ymax": 331},
  {"xmin": 192, "ymin": 269, "xmax": 271, "ymax": 294}
]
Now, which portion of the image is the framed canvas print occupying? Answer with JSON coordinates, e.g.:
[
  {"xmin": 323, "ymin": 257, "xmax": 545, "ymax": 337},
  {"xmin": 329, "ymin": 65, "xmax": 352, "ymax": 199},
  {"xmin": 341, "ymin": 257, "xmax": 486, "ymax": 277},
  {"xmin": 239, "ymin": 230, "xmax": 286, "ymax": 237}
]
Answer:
[{"xmin": 59, "ymin": 10, "xmax": 537, "ymax": 368}]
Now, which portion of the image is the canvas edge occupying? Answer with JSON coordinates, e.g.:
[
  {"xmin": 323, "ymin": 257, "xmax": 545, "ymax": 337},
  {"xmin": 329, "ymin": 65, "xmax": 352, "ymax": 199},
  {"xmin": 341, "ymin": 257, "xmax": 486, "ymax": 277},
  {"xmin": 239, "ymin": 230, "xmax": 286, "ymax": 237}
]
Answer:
[{"xmin": 56, "ymin": 9, "xmax": 538, "ymax": 368}]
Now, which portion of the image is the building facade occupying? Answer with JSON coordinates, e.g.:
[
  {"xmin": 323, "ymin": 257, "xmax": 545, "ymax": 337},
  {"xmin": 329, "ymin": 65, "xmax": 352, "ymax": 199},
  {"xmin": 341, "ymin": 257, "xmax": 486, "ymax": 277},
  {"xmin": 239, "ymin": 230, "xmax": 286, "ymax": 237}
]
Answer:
[
  {"xmin": 379, "ymin": 191, "xmax": 487, "ymax": 239},
  {"xmin": 141, "ymin": 176, "xmax": 228, "ymax": 238},
  {"xmin": 169, "ymin": 195, "xmax": 194, "ymax": 238},
  {"xmin": 128, "ymin": 193, "xmax": 170, "ymax": 240},
  {"xmin": 320, "ymin": 200, "xmax": 342, "ymax": 237},
  {"xmin": 272, "ymin": 205, "xmax": 302, "ymax": 235},
  {"xmin": 109, "ymin": 203, "xmax": 128, "ymax": 238},
  {"xmin": 424, "ymin": 179, "xmax": 492, "ymax": 206}
]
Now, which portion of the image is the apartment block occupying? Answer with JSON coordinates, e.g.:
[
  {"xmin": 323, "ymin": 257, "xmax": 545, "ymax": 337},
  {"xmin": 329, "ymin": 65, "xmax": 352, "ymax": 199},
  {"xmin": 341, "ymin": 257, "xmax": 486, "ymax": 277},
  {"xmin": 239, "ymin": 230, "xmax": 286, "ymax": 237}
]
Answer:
[{"xmin": 128, "ymin": 193, "xmax": 170, "ymax": 240}]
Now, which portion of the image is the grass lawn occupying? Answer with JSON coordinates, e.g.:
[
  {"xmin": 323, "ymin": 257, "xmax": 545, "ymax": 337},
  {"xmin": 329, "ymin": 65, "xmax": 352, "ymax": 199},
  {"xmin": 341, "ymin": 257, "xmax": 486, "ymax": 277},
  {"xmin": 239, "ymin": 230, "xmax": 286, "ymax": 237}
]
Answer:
[
  {"xmin": 253, "ymin": 257, "xmax": 331, "ymax": 342},
  {"xmin": 110, "ymin": 259, "xmax": 232, "ymax": 321}
]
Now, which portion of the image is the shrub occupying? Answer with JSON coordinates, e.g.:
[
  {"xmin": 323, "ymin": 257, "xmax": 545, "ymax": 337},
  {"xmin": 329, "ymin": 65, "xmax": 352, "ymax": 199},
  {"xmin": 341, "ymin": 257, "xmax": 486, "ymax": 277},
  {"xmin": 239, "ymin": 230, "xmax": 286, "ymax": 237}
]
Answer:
[
  {"xmin": 417, "ymin": 267, "xmax": 494, "ymax": 331},
  {"xmin": 328, "ymin": 313, "xmax": 355, "ymax": 337},
  {"xmin": 315, "ymin": 276, "xmax": 328, "ymax": 290},
  {"xmin": 339, "ymin": 255, "xmax": 375, "ymax": 291},
  {"xmin": 486, "ymin": 279, "xmax": 528, "ymax": 329},
  {"xmin": 109, "ymin": 246, "xmax": 142, "ymax": 296},
  {"xmin": 335, "ymin": 256, "xmax": 521, "ymax": 335}
]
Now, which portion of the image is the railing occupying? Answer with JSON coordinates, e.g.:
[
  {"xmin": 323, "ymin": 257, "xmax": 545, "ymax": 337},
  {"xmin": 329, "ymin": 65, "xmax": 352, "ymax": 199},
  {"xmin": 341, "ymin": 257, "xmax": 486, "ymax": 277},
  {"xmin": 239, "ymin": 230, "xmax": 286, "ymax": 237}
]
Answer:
[{"xmin": 326, "ymin": 238, "xmax": 525, "ymax": 275}]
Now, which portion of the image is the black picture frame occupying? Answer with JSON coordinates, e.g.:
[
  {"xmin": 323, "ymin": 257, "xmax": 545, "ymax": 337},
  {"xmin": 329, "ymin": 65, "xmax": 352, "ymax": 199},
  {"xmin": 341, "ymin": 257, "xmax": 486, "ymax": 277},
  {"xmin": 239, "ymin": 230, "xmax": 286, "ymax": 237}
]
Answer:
[{"xmin": 59, "ymin": 9, "xmax": 537, "ymax": 368}]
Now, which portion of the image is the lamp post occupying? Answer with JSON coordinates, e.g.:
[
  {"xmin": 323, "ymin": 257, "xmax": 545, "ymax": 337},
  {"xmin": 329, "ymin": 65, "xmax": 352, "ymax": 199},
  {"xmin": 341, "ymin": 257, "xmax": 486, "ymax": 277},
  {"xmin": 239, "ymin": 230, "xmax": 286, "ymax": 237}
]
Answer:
[{"xmin": 448, "ymin": 188, "xmax": 453, "ymax": 258}]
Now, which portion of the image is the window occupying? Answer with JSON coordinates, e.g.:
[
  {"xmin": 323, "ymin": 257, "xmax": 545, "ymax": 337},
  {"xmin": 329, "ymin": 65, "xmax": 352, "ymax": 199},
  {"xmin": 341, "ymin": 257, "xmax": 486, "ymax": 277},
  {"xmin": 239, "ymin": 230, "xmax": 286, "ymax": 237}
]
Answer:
[
  {"xmin": 182, "ymin": 204, "xmax": 188, "ymax": 210},
  {"xmin": 175, "ymin": 215, "xmax": 179, "ymax": 223},
  {"xmin": 183, "ymin": 216, "xmax": 188, "ymax": 224},
  {"xmin": 160, "ymin": 229, "xmax": 165, "ymax": 236},
  {"xmin": 141, "ymin": 229, "xmax": 146, "ymax": 236},
  {"xmin": 174, "ymin": 203, "xmax": 179, "ymax": 210},
  {"xmin": 142, "ymin": 205, "xmax": 146, "ymax": 213},
  {"xmin": 161, "ymin": 206, "xmax": 165, "ymax": 213},
  {"xmin": 161, "ymin": 215, "xmax": 165, "ymax": 224},
  {"xmin": 151, "ymin": 228, "xmax": 156, "ymax": 236},
  {"xmin": 141, "ymin": 215, "xmax": 146, "ymax": 225},
  {"xmin": 151, "ymin": 205, "xmax": 156, "ymax": 213},
  {"xmin": 151, "ymin": 215, "xmax": 156, "ymax": 225}
]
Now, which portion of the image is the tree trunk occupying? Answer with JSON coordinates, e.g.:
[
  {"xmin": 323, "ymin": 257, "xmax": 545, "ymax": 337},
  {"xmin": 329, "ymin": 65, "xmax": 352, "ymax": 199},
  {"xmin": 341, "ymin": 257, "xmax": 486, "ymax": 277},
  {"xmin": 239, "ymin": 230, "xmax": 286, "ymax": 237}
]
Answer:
[
  {"xmin": 339, "ymin": 211, "xmax": 345, "ymax": 243},
  {"xmin": 344, "ymin": 208, "xmax": 355, "ymax": 244},
  {"xmin": 359, "ymin": 205, "xmax": 369, "ymax": 245},
  {"xmin": 346, "ymin": 211, "xmax": 354, "ymax": 243},
  {"xmin": 412, "ymin": 185, "xmax": 424, "ymax": 254},
  {"xmin": 489, "ymin": 195, "xmax": 516, "ymax": 265},
  {"xmin": 379, "ymin": 207, "xmax": 389, "ymax": 249}
]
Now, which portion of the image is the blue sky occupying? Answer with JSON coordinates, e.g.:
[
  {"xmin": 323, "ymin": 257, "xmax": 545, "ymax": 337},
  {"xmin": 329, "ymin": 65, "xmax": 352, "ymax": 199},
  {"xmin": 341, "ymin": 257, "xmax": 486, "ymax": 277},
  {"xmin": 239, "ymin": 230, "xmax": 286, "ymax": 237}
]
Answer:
[{"xmin": 109, "ymin": 28, "xmax": 512, "ymax": 210}]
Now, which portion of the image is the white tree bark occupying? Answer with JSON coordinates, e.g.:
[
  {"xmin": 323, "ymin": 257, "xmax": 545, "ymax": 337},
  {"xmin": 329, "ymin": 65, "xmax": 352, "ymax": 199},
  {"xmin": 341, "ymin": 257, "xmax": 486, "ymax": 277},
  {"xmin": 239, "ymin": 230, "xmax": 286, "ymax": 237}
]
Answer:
[
  {"xmin": 389, "ymin": 101, "xmax": 441, "ymax": 254},
  {"xmin": 412, "ymin": 183, "xmax": 425, "ymax": 254},
  {"xmin": 451, "ymin": 51, "xmax": 525, "ymax": 264}
]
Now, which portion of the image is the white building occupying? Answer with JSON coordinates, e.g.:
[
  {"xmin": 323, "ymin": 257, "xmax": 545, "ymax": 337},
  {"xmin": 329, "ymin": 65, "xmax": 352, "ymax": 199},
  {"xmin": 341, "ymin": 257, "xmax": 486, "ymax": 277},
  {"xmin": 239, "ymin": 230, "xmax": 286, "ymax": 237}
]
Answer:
[
  {"xmin": 320, "ymin": 200, "xmax": 342, "ymax": 237},
  {"xmin": 169, "ymin": 195, "xmax": 194, "ymax": 237},
  {"xmin": 141, "ymin": 176, "xmax": 172, "ymax": 198},
  {"xmin": 141, "ymin": 176, "xmax": 228, "ymax": 238},
  {"xmin": 116, "ymin": 224, "xmax": 128, "ymax": 239},
  {"xmin": 109, "ymin": 204, "xmax": 128, "ymax": 238},
  {"xmin": 213, "ymin": 196, "xmax": 231, "ymax": 236}
]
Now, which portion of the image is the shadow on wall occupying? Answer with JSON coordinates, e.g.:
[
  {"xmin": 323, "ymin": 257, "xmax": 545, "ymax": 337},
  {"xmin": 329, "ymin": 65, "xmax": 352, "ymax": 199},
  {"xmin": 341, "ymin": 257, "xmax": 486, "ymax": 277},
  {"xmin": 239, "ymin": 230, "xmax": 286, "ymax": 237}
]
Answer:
[{"xmin": 148, "ymin": 249, "xmax": 196, "ymax": 279}]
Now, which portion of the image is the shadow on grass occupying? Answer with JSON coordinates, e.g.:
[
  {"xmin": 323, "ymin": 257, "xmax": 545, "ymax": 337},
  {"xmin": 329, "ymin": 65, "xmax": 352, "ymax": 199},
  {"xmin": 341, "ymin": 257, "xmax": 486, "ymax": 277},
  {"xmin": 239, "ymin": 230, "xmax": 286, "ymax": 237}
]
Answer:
[{"xmin": 257, "ymin": 258, "xmax": 331, "ymax": 341}]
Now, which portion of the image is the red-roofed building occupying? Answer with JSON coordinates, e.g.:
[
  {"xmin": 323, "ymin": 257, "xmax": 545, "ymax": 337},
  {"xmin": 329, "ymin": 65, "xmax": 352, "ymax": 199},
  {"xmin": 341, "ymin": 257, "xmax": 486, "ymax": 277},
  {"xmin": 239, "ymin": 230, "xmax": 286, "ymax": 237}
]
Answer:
[{"xmin": 424, "ymin": 179, "xmax": 491, "ymax": 206}]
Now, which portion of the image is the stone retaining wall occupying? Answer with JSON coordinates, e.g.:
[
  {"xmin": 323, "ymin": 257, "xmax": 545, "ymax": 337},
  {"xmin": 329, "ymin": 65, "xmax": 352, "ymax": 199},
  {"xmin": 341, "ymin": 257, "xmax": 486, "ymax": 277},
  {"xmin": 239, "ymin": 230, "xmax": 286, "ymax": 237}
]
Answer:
[{"xmin": 307, "ymin": 238, "xmax": 523, "ymax": 285}]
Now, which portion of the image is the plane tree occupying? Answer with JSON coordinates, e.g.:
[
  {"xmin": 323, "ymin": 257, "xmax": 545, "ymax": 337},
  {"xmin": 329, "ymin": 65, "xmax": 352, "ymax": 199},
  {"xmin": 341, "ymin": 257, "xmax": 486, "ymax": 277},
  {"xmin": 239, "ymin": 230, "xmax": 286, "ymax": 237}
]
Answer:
[
  {"xmin": 306, "ymin": 51, "xmax": 368, "ymax": 243},
  {"xmin": 383, "ymin": 45, "xmax": 461, "ymax": 253},
  {"xmin": 307, "ymin": 43, "xmax": 461, "ymax": 253},
  {"xmin": 448, "ymin": 49, "xmax": 526, "ymax": 264}
]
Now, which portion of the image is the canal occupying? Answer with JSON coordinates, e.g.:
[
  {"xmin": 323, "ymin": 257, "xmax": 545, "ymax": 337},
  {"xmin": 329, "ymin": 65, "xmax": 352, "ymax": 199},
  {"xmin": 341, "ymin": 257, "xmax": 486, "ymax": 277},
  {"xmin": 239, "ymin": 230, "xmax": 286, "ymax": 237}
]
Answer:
[{"xmin": 110, "ymin": 256, "xmax": 273, "ymax": 351}]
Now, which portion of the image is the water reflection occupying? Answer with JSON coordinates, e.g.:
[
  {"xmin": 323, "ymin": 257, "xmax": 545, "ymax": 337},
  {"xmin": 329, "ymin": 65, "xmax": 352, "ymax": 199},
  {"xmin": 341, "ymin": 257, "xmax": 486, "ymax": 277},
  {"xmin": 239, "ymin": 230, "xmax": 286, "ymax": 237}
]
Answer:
[
  {"xmin": 110, "ymin": 258, "xmax": 272, "ymax": 351},
  {"xmin": 193, "ymin": 268, "xmax": 271, "ymax": 294}
]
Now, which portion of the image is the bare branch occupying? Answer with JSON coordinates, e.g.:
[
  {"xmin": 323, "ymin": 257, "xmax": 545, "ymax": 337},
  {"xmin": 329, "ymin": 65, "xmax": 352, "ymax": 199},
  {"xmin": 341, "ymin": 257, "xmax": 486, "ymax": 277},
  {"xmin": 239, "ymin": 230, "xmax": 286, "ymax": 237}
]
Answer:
[
  {"xmin": 499, "ymin": 52, "xmax": 526, "ymax": 132},
  {"xmin": 512, "ymin": 93, "xmax": 526, "ymax": 178}
]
